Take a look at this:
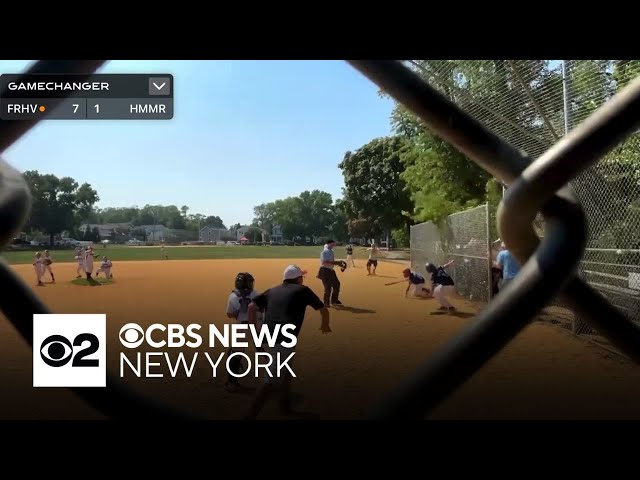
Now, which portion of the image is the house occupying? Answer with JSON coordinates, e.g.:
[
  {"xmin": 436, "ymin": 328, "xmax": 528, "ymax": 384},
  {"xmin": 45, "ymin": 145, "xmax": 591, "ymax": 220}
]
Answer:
[
  {"xmin": 235, "ymin": 226, "xmax": 250, "ymax": 242},
  {"xmin": 79, "ymin": 223, "xmax": 132, "ymax": 239},
  {"xmin": 132, "ymin": 224, "xmax": 169, "ymax": 242},
  {"xmin": 271, "ymin": 224, "xmax": 284, "ymax": 243},
  {"xmin": 199, "ymin": 226, "xmax": 228, "ymax": 243}
]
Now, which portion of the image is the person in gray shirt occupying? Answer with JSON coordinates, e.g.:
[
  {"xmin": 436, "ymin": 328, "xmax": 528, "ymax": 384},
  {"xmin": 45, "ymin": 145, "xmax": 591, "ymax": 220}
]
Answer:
[{"xmin": 317, "ymin": 239, "xmax": 343, "ymax": 306}]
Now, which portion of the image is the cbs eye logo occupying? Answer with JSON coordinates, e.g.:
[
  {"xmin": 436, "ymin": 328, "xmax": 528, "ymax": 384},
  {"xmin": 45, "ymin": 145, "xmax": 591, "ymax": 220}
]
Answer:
[
  {"xmin": 119, "ymin": 323, "xmax": 144, "ymax": 348},
  {"xmin": 33, "ymin": 314, "xmax": 107, "ymax": 388},
  {"xmin": 40, "ymin": 333, "xmax": 100, "ymax": 368}
]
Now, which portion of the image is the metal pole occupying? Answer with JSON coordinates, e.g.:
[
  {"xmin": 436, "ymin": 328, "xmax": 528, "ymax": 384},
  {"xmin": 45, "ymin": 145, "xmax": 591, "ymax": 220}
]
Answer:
[
  {"xmin": 563, "ymin": 60, "xmax": 582, "ymax": 334},
  {"xmin": 486, "ymin": 203, "xmax": 493, "ymax": 300}
]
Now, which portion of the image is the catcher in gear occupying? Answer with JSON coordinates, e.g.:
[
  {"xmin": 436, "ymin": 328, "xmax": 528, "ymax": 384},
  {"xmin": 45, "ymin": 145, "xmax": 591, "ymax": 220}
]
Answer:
[
  {"xmin": 225, "ymin": 272, "xmax": 262, "ymax": 393},
  {"xmin": 43, "ymin": 249, "xmax": 55, "ymax": 283}
]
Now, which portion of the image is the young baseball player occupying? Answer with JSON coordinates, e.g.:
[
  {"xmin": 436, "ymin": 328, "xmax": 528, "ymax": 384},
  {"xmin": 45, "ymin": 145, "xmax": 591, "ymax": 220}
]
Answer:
[
  {"xmin": 74, "ymin": 246, "xmax": 84, "ymax": 278},
  {"xmin": 345, "ymin": 244, "xmax": 355, "ymax": 268},
  {"xmin": 96, "ymin": 256, "xmax": 113, "ymax": 279},
  {"xmin": 425, "ymin": 260, "xmax": 456, "ymax": 311},
  {"xmin": 83, "ymin": 246, "xmax": 99, "ymax": 284},
  {"xmin": 402, "ymin": 268, "xmax": 430, "ymax": 297},
  {"xmin": 33, "ymin": 252, "xmax": 45, "ymax": 286},
  {"xmin": 161, "ymin": 245, "xmax": 168, "ymax": 260},
  {"xmin": 43, "ymin": 250, "xmax": 55, "ymax": 283},
  {"xmin": 224, "ymin": 272, "xmax": 262, "ymax": 393},
  {"xmin": 366, "ymin": 243, "xmax": 380, "ymax": 276}
]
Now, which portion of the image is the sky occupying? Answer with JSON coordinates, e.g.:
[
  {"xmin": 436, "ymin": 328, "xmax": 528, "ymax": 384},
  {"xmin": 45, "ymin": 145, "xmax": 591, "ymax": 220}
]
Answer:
[{"xmin": 0, "ymin": 60, "xmax": 394, "ymax": 226}]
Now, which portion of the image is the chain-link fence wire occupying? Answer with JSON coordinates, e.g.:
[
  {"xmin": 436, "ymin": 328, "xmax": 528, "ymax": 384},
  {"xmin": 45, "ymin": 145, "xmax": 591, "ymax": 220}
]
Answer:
[
  {"xmin": 410, "ymin": 204, "xmax": 491, "ymax": 303},
  {"xmin": 410, "ymin": 220, "xmax": 445, "ymax": 278},
  {"xmin": 446, "ymin": 204, "xmax": 491, "ymax": 303},
  {"xmin": 406, "ymin": 60, "xmax": 640, "ymax": 350}
]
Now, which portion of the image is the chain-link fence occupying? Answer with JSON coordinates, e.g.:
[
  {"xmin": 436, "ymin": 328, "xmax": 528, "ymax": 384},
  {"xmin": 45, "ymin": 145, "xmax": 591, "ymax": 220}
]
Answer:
[
  {"xmin": 410, "ymin": 204, "xmax": 492, "ymax": 303},
  {"xmin": 409, "ymin": 220, "xmax": 445, "ymax": 277},
  {"xmin": 407, "ymin": 60, "xmax": 640, "ymax": 353}
]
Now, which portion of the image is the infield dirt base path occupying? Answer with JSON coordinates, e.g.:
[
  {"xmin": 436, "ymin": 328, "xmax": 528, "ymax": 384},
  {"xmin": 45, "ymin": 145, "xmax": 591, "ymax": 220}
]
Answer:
[{"xmin": 3, "ymin": 258, "xmax": 640, "ymax": 420}]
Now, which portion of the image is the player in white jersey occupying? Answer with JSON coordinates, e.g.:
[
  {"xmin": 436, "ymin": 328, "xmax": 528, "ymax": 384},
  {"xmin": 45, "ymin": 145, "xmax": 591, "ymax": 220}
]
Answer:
[
  {"xmin": 33, "ymin": 252, "xmax": 45, "ymax": 286},
  {"xmin": 43, "ymin": 249, "xmax": 55, "ymax": 283},
  {"xmin": 74, "ymin": 246, "xmax": 84, "ymax": 278},
  {"xmin": 96, "ymin": 256, "xmax": 113, "ymax": 279},
  {"xmin": 83, "ymin": 246, "xmax": 99, "ymax": 285},
  {"xmin": 366, "ymin": 243, "xmax": 380, "ymax": 276},
  {"xmin": 224, "ymin": 272, "xmax": 261, "ymax": 393}
]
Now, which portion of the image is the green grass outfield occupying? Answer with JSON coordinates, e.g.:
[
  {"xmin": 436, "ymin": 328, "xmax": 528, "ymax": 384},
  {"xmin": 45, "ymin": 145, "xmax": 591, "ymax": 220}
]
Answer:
[{"xmin": 2, "ymin": 245, "xmax": 409, "ymax": 265}]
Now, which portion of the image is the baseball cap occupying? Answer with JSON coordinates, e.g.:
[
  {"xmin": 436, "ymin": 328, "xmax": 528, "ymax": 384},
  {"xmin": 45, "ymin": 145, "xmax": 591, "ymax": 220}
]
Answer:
[{"xmin": 283, "ymin": 265, "xmax": 307, "ymax": 280}]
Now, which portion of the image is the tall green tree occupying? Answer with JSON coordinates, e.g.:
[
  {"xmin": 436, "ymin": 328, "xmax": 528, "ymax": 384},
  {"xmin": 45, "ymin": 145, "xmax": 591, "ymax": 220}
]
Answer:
[
  {"xmin": 339, "ymin": 136, "xmax": 413, "ymax": 243},
  {"xmin": 330, "ymin": 199, "xmax": 350, "ymax": 241},
  {"xmin": 22, "ymin": 170, "xmax": 99, "ymax": 246}
]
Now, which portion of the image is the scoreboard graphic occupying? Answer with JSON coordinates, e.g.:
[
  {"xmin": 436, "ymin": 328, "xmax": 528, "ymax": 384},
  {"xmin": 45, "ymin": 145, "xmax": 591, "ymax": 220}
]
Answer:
[{"xmin": 0, "ymin": 74, "xmax": 174, "ymax": 120}]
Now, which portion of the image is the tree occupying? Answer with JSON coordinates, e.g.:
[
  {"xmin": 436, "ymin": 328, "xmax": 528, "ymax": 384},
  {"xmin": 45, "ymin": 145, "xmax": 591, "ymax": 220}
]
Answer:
[
  {"xmin": 330, "ymin": 199, "xmax": 350, "ymax": 241},
  {"xmin": 244, "ymin": 226, "xmax": 263, "ymax": 242},
  {"xmin": 253, "ymin": 204, "xmax": 275, "ymax": 235},
  {"xmin": 22, "ymin": 170, "xmax": 99, "ymax": 246},
  {"xmin": 339, "ymin": 136, "xmax": 413, "ymax": 245},
  {"xmin": 204, "ymin": 215, "xmax": 225, "ymax": 229}
]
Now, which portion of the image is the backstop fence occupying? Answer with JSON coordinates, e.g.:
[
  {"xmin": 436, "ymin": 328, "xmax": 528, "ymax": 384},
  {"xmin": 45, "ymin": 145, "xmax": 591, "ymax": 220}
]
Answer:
[
  {"xmin": 408, "ymin": 60, "xmax": 640, "ymax": 354},
  {"xmin": 410, "ymin": 204, "xmax": 493, "ymax": 304}
]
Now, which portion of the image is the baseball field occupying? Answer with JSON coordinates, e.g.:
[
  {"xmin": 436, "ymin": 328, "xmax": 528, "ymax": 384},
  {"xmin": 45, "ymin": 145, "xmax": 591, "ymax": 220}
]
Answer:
[{"xmin": 3, "ymin": 247, "xmax": 640, "ymax": 420}]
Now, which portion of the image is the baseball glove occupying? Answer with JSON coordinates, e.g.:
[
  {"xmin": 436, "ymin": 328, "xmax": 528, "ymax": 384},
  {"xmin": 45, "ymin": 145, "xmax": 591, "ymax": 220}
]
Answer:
[{"xmin": 337, "ymin": 260, "xmax": 347, "ymax": 272}]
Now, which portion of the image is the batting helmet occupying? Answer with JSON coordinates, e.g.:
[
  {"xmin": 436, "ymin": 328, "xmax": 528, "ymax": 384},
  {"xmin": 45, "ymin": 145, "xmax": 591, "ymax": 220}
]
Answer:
[
  {"xmin": 235, "ymin": 272, "xmax": 255, "ymax": 291},
  {"xmin": 425, "ymin": 263, "xmax": 436, "ymax": 274}
]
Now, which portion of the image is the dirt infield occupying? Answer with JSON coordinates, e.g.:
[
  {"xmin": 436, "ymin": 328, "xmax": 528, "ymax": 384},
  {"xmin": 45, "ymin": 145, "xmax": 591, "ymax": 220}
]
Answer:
[{"xmin": 3, "ymin": 258, "xmax": 640, "ymax": 420}]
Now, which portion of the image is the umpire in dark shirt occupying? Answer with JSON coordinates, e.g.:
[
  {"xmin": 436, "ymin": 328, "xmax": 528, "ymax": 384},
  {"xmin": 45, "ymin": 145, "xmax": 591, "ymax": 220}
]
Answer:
[
  {"xmin": 245, "ymin": 264, "xmax": 331, "ymax": 419},
  {"xmin": 317, "ymin": 239, "xmax": 343, "ymax": 306}
]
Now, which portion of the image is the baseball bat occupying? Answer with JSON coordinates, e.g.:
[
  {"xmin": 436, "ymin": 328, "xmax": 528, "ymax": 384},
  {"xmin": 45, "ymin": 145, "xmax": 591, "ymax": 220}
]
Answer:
[{"xmin": 385, "ymin": 280, "xmax": 405, "ymax": 286}]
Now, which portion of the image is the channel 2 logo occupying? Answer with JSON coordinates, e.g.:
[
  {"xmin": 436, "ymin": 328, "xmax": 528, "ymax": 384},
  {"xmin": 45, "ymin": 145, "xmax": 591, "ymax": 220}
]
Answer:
[{"xmin": 33, "ymin": 314, "xmax": 106, "ymax": 387}]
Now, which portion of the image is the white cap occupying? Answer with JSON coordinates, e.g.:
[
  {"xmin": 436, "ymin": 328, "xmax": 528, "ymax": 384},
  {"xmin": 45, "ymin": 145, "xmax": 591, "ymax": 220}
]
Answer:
[{"xmin": 283, "ymin": 265, "xmax": 307, "ymax": 280}]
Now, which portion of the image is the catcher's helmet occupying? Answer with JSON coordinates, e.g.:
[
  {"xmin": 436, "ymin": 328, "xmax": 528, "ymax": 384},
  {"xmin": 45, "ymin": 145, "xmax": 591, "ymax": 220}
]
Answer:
[{"xmin": 235, "ymin": 272, "xmax": 255, "ymax": 291}]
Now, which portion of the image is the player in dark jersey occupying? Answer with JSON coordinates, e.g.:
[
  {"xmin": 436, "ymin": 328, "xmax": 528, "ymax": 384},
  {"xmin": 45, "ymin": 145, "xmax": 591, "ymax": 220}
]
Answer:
[
  {"xmin": 345, "ymin": 244, "xmax": 355, "ymax": 268},
  {"xmin": 425, "ymin": 261, "xmax": 456, "ymax": 311},
  {"xmin": 402, "ymin": 268, "xmax": 430, "ymax": 297}
]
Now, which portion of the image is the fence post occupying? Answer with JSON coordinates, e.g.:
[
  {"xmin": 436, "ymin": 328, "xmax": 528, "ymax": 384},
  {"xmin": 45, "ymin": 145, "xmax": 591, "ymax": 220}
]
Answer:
[{"xmin": 486, "ymin": 203, "xmax": 493, "ymax": 301}]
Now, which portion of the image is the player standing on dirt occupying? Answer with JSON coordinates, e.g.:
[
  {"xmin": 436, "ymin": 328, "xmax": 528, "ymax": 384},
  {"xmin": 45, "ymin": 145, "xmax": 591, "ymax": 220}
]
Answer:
[
  {"xmin": 243, "ymin": 265, "xmax": 331, "ymax": 419},
  {"xmin": 366, "ymin": 243, "xmax": 380, "ymax": 276},
  {"xmin": 317, "ymin": 240, "xmax": 344, "ymax": 307},
  {"xmin": 224, "ymin": 272, "xmax": 261, "ymax": 393},
  {"xmin": 74, "ymin": 246, "xmax": 84, "ymax": 278},
  {"xmin": 345, "ymin": 243, "xmax": 355, "ymax": 268},
  {"xmin": 33, "ymin": 252, "xmax": 44, "ymax": 287},
  {"xmin": 43, "ymin": 250, "xmax": 55, "ymax": 283}
]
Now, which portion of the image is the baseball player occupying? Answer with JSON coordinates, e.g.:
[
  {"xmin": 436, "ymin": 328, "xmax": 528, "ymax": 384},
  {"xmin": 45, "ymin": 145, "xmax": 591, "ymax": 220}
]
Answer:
[
  {"xmin": 43, "ymin": 250, "xmax": 55, "ymax": 283},
  {"xmin": 345, "ymin": 243, "xmax": 355, "ymax": 268},
  {"xmin": 96, "ymin": 256, "xmax": 113, "ymax": 279},
  {"xmin": 365, "ymin": 243, "xmax": 380, "ymax": 276},
  {"xmin": 74, "ymin": 246, "xmax": 84, "ymax": 278},
  {"xmin": 33, "ymin": 252, "xmax": 45, "ymax": 286},
  {"xmin": 425, "ymin": 260, "xmax": 456, "ymax": 311},
  {"xmin": 83, "ymin": 246, "xmax": 99, "ymax": 284},
  {"xmin": 161, "ymin": 244, "xmax": 168, "ymax": 260},
  {"xmin": 402, "ymin": 268, "xmax": 430, "ymax": 297},
  {"xmin": 224, "ymin": 272, "xmax": 261, "ymax": 393}
]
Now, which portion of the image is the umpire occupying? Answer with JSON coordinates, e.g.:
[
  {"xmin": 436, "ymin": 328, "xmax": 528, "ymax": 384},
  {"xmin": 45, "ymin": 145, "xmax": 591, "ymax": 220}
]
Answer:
[{"xmin": 317, "ymin": 239, "xmax": 343, "ymax": 306}]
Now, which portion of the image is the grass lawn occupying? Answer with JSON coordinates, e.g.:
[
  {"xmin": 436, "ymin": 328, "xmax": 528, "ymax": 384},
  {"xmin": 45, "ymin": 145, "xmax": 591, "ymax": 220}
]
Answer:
[{"xmin": 2, "ymin": 245, "xmax": 408, "ymax": 265}]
